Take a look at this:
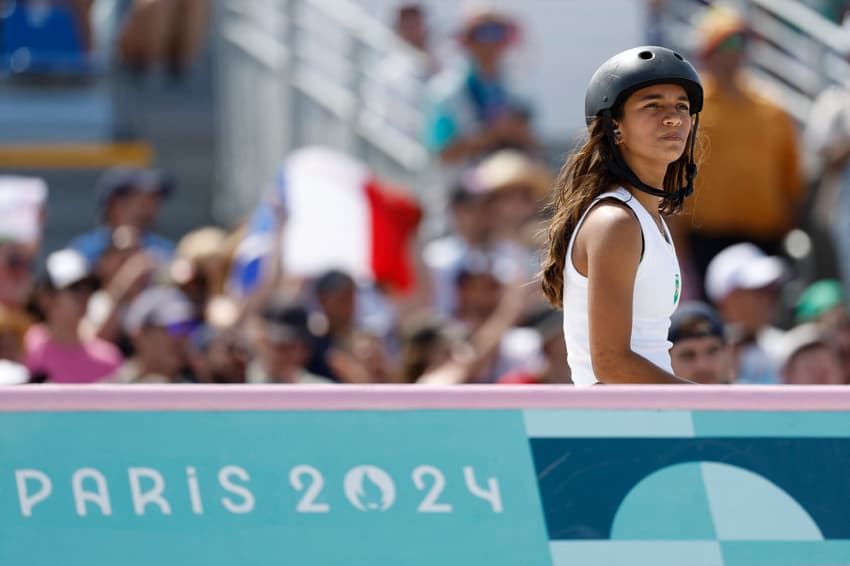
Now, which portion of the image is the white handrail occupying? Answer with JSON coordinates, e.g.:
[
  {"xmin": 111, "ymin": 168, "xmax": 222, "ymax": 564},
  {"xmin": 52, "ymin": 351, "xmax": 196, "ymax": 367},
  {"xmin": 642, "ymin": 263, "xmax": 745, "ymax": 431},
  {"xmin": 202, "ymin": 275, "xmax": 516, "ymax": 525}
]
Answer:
[
  {"xmin": 307, "ymin": 0, "xmax": 429, "ymax": 69},
  {"xmin": 213, "ymin": 0, "xmax": 431, "ymax": 223},
  {"xmin": 750, "ymin": 0, "xmax": 850, "ymax": 55},
  {"xmin": 221, "ymin": 20, "xmax": 288, "ymax": 71},
  {"xmin": 220, "ymin": 0, "xmax": 428, "ymax": 161}
]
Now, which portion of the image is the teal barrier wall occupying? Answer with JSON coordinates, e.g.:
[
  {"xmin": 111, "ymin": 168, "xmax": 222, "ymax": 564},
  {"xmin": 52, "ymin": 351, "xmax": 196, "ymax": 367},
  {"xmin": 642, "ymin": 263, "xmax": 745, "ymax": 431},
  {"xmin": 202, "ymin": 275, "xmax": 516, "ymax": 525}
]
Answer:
[{"xmin": 3, "ymin": 403, "xmax": 850, "ymax": 565}]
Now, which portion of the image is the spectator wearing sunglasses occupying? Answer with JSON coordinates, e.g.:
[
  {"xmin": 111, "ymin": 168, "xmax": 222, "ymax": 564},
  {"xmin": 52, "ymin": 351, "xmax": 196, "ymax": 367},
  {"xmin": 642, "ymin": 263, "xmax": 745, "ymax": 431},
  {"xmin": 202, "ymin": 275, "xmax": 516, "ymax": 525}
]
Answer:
[
  {"xmin": 247, "ymin": 299, "xmax": 331, "ymax": 385},
  {"xmin": 187, "ymin": 323, "xmax": 250, "ymax": 384},
  {"xmin": 110, "ymin": 286, "xmax": 197, "ymax": 383},
  {"xmin": 424, "ymin": 7, "xmax": 537, "ymax": 231},
  {"xmin": 69, "ymin": 167, "xmax": 176, "ymax": 268},
  {"xmin": 669, "ymin": 6, "xmax": 804, "ymax": 301},
  {"xmin": 426, "ymin": 7, "xmax": 535, "ymax": 163},
  {"xmin": 25, "ymin": 250, "xmax": 123, "ymax": 384}
]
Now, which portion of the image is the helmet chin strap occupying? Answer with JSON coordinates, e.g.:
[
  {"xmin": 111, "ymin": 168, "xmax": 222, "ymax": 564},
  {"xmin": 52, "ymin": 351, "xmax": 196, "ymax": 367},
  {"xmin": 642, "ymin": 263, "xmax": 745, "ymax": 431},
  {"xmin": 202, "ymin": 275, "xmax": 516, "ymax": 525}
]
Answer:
[{"xmin": 600, "ymin": 110, "xmax": 698, "ymax": 205}]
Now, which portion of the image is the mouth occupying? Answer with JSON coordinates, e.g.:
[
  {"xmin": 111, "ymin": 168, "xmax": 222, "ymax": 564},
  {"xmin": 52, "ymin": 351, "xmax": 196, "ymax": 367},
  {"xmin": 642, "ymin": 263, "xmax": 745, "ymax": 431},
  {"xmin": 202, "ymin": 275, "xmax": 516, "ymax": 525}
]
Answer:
[{"xmin": 660, "ymin": 134, "xmax": 684, "ymax": 142}]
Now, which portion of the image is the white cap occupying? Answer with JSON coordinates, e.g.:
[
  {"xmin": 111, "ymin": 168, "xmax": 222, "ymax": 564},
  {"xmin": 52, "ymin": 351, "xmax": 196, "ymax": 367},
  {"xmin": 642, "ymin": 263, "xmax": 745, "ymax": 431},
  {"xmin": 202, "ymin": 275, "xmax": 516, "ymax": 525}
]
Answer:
[
  {"xmin": 45, "ymin": 249, "xmax": 91, "ymax": 289},
  {"xmin": 0, "ymin": 360, "xmax": 30, "ymax": 385},
  {"xmin": 0, "ymin": 176, "xmax": 47, "ymax": 244},
  {"xmin": 705, "ymin": 243, "xmax": 787, "ymax": 303},
  {"xmin": 777, "ymin": 322, "xmax": 824, "ymax": 370},
  {"xmin": 124, "ymin": 286, "xmax": 196, "ymax": 334}
]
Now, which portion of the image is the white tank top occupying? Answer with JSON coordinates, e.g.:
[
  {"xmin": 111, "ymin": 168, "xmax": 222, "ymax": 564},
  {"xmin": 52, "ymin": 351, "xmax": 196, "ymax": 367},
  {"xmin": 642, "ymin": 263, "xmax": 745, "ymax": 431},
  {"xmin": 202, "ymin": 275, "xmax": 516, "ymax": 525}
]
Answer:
[{"xmin": 562, "ymin": 187, "xmax": 681, "ymax": 386}]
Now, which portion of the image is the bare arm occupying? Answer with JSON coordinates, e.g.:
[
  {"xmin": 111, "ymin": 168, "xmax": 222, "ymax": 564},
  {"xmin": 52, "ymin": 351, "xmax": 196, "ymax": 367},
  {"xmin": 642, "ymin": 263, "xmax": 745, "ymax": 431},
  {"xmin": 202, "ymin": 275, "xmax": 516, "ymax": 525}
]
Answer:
[
  {"xmin": 438, "ymin": 116, "xmax": 536, "ymax": 163},
  {"xmin": 579, "ymin": 203, "xmax": 691, "ymax": 384},
  {"xmin": 94, "ymin": 252, "xmax": 157, "ymax": 343},
  {"xmin": 417, "ymin": 279, "xmax": 531, "ymax": 385},
  {"xmin": 438, "ymin": 129, "xmax": 498, "ymax": 163}
]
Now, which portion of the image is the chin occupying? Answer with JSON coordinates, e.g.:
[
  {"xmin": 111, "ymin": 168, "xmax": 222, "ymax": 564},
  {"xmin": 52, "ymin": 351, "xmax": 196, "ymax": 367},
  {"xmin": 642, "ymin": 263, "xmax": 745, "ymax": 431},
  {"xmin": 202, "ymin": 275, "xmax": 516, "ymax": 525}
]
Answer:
[
  {"xmin": 662, "ymin": 149, "xmax": 686, "ymax": 164},
  {"xmin": 645, "ymin": 143, "xmax": 684, "ymax": 164}
]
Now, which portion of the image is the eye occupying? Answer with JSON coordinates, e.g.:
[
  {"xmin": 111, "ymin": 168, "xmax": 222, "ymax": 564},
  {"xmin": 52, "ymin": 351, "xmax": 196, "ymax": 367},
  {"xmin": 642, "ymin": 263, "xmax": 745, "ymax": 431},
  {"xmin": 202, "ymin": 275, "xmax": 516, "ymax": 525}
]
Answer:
[{"xmin": 677, "ymin": 103, "xmax": 691, "ymax": 111}]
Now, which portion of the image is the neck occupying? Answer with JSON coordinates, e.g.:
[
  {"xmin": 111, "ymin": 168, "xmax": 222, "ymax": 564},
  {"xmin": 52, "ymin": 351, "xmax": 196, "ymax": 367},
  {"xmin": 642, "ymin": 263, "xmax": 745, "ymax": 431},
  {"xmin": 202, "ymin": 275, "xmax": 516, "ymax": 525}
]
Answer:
[
  {"xmin": 463, "ymin": 230, "xmax": 490, "ymax": 247},
  {"xmin": 621, "ymin": 152, "xmax": 668, "ymax": 199},
  {"xmin": 473, "ymin": 59, "xmax": 499, "ymax": 79},
  {"xmin": 136, "ymin": 357, "xmax": 177, "ymax": 381},
  {"xmin": 272, "ymin": 366, "xmax": 300, "ymax": 384},
  {"xmin": 407, "ymin": 39, "xmax": 427, "ymax": 52},
  {"xmin": 47, "ymin": 322, "xmax": 81, "ymax": 345},
  {"xmin": 712, "ymin": 71, "xmax": 744, "ymax": 97},
  {"xmin": 627, "ymin": 188, "xmax": 663, "ymax": 219},
  {"xmin": 327, "ymin": 320, "xmax": 352, "ymax": 337}
]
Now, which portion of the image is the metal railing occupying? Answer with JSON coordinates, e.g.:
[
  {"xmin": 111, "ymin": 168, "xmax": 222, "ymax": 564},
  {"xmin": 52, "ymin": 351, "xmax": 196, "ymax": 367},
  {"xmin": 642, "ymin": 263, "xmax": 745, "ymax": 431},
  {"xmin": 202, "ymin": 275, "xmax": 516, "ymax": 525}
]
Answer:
[
  {"xmin": 659, "ymin": 0, "xmax": 850, "ymax": 124},
  {"xmin": 213, "ymin": 0, "xmax": 431, "ymax": 225}
]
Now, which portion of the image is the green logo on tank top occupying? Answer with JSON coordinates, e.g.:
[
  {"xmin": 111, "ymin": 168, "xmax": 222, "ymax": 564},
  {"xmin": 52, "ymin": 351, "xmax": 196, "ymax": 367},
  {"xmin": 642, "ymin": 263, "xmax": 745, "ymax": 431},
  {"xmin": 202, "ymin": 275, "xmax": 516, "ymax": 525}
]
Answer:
[{"xmin": 674, "ymin": 273, "xmax": 681, "ymax": 305}]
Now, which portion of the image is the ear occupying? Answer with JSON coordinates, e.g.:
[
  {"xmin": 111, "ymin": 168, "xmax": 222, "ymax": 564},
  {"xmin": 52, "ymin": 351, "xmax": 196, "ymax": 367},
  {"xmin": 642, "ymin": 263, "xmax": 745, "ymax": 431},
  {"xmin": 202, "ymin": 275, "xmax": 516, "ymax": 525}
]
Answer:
[{"xmin": 611, "ymin": 121, "xmax": 623, "ymax": 145}]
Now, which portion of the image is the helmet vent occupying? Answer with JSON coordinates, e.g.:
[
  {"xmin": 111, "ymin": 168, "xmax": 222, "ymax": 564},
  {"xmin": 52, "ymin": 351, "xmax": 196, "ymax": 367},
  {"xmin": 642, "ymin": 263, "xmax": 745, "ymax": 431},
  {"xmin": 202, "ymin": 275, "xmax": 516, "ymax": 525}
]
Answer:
[
  {"xmin": 673, "ymin": 52, "xmax": 684, "ymax": 61},
  {"xmin": 638, "ymin": 50, "xmax": 654, "ymax": 60}
]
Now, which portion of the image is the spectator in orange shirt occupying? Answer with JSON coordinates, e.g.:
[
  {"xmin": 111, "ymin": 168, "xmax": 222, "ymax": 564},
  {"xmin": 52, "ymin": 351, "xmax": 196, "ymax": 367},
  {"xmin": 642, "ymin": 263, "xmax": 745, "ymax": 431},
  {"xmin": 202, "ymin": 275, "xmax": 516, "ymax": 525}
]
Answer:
[{"xmin": 673, "ymin": 6, "xmax": 805, "ymax": 299}]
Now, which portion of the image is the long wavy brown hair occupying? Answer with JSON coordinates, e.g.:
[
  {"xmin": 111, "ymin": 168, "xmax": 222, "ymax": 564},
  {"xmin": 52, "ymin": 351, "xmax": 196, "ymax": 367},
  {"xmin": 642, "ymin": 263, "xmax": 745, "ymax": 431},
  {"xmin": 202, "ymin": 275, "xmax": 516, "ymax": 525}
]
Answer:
[{"xmin": 540, "ymin": 115, "xmax": 701, "ymax": 308}]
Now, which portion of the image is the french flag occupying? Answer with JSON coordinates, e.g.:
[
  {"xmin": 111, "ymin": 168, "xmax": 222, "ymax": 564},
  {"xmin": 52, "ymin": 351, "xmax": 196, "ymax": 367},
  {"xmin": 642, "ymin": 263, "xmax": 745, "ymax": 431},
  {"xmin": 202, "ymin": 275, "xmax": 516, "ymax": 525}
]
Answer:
[{"xmin": 230, "ymin": 146, "xmax": 422, "ymax": 296}]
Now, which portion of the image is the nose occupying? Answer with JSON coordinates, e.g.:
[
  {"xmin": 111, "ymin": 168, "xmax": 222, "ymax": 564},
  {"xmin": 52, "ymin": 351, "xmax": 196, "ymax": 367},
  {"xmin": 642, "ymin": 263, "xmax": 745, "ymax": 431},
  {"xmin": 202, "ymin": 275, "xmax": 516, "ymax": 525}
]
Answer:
[
  {"xmin": 694, "ymin": 354, "xmax": 714, "ymax": 374},
  {"xmin": 663, "ymin": 112, "xmax": 682, "ymax": 127}
]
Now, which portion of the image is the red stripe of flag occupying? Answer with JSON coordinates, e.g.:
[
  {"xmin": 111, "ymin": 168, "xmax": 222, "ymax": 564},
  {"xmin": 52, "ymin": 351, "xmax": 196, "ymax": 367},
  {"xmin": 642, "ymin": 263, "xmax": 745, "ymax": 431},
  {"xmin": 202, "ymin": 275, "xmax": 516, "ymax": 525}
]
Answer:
[{"xmin": 364, "ymin": 177, "xmax": 422, "ymax": 293}]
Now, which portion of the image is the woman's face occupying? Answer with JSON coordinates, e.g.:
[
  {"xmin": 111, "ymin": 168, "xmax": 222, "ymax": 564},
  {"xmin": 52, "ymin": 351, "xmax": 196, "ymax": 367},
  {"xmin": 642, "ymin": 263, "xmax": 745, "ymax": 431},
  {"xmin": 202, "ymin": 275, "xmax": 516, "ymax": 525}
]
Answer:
[
  {"xmin": 617, "ymin": 83, "xmax": 692, "ymax": 167},
  {"xmin": 44, "ymin": 280, "xmax": 96, "ymax": 328},
  {"xmin": 493, "ymin": 184, "xmax": 539, "ymax": 231},
  {"xmin": 785, "ymin": 344, "xmax": 846, "ymax": 385}
]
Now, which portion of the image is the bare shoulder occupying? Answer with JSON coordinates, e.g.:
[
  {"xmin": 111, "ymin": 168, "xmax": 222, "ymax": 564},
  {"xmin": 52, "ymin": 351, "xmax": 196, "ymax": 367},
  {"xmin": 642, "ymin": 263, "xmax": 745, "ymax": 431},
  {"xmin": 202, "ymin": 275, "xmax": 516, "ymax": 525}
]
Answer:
[
  {"xmin": 572, "ymin": 198, "xmax": 642, "ymax": 277},
  {"xmin": 580, "ymin": 199, "xmax": 642, "ymax": 255}
]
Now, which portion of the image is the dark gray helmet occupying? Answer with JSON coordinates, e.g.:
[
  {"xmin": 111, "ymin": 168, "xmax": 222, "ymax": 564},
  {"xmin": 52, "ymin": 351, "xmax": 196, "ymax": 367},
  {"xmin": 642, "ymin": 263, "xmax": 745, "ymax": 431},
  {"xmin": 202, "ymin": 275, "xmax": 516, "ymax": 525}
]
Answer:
[{"xmin": 585, "ymin": 46, "xmax": 703, "ymax": 126}]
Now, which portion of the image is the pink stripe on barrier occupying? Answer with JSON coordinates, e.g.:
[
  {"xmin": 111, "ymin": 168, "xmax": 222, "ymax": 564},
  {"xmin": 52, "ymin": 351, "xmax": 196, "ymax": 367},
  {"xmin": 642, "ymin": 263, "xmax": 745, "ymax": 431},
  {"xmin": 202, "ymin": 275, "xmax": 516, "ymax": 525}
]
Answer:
[{"xmin": 0, "ymin": 384, "xmax": 850, "ymax": 412}]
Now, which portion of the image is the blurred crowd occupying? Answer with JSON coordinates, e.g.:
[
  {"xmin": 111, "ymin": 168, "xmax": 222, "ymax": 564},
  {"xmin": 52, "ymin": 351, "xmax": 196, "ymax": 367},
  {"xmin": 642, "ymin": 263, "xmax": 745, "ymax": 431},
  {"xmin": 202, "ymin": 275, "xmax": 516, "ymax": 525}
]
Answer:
[{"xmin": 2, "ymin": 2, "xmax": 850, "ymax": 386}]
